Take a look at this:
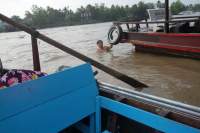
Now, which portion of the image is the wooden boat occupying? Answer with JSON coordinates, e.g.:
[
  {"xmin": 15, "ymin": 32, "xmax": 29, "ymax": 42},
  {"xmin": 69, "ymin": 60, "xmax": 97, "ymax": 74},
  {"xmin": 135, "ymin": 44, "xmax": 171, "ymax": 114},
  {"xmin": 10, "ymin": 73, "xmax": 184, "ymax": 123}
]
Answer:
[
  {"xmin": 0, "ymin": 13, "xmax": 200, "ymax": 133},
  {"xmin": 107, "ymin": 0, "xmax": 200, "ymax": 59}
]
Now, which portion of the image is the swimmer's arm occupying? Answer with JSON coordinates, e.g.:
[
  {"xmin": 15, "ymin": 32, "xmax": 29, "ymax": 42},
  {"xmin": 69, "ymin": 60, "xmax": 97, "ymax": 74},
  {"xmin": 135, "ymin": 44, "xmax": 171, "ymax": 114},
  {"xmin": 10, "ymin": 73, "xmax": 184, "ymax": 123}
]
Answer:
[
  {"xmin": 109, "ymin": 44, "xmax": 113, "ymax": 49},
  {"xmin": 106, "ymin": 44, "xmax": 113, "ymax": 50}
]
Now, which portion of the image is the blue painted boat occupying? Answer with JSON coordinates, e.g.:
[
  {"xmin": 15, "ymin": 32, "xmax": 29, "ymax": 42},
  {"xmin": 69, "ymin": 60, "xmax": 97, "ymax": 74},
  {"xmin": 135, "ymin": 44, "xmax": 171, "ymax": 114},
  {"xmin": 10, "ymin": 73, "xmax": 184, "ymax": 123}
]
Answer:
[
  {"xmin": 0, "ymin": 63, "xmax": 199, "ymax": 133},
  {"xmin": 0, "ymin": 13, "xmax": 199, "ymax": 133}
]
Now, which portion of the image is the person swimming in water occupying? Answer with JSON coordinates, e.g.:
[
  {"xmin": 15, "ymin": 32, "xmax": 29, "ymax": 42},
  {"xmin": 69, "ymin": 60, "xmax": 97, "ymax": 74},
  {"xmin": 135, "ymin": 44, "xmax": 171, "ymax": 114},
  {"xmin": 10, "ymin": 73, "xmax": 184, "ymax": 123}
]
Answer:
[{"xmin": 96, "ymin": 40, "xmax": 113, "ymax": 52}]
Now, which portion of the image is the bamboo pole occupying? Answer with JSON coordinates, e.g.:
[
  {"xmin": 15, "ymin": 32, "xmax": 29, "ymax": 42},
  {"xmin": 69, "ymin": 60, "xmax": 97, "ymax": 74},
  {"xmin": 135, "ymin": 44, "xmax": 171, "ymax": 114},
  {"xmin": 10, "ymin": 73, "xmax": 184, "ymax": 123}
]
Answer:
[{"xmin": 0, "ymin": 13, "xmax": 148, "ymax": 89}]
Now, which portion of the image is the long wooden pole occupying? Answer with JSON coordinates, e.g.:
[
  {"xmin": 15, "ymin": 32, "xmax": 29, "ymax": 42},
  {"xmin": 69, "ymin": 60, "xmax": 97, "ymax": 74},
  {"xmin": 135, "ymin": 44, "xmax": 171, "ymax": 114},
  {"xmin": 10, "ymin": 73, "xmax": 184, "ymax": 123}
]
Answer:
[
  {"xmin": 165, "ymin": 0, "xmax": 169, "ymax": 33},
  {"xmin": 0, "ymin": 13, "xmax": 148, "ymax": 89},
  {"xmin": 31, "ymin": 36, "xmax": 41, "ymax": 71}
]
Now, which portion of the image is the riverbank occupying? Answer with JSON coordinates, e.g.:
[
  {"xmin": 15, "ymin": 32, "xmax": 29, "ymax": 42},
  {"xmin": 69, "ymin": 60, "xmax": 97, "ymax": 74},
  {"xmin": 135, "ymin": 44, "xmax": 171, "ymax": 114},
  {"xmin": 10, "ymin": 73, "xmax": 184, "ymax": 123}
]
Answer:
[{"xmin": 0, "ymin": 20, "xmax": 111, "ymax": 33}]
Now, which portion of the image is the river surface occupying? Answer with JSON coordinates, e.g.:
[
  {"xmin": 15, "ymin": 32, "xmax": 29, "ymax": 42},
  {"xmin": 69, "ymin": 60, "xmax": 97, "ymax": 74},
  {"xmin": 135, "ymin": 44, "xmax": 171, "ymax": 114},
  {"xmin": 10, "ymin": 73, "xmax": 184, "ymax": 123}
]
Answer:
[{"xmin": 0, "ymin": 22, "xmax": 200, "ymax": 106}]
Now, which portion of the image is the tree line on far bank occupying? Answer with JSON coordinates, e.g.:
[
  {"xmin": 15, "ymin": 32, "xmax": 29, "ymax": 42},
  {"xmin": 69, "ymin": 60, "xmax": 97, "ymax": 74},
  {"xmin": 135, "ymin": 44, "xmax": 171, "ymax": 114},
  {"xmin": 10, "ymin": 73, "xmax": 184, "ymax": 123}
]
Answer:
[{"xmin": 0, "ymin": 0, "xmax": 200, "ymax": 33}]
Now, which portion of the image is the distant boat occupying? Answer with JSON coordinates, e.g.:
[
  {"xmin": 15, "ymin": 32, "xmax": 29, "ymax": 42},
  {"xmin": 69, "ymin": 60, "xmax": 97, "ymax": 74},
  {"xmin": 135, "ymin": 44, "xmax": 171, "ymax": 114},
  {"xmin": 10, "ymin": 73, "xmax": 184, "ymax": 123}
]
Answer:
[{"xmin": 107, "ymin": 8, "xmax": 200, "ymax": 59}]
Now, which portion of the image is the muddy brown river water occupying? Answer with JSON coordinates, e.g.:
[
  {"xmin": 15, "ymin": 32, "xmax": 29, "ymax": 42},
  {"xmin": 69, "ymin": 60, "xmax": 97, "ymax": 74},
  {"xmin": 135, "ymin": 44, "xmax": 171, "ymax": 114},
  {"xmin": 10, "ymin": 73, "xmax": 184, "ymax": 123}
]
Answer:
[{"xmin": 0, "ymin": 22, "xmax": 200, "ymax": 106}]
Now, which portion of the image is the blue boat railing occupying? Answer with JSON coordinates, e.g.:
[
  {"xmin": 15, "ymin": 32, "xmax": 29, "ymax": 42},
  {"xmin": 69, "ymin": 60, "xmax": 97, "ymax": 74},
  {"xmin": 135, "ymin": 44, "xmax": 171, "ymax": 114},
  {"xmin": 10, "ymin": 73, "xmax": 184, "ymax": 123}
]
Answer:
[
  {"xmin": 99, "ymin": 82, "xmax": 200, "ymax": 117},
  {"xmin": 98, "ymin": 96, "xmax": 200, "ymax": 133}
]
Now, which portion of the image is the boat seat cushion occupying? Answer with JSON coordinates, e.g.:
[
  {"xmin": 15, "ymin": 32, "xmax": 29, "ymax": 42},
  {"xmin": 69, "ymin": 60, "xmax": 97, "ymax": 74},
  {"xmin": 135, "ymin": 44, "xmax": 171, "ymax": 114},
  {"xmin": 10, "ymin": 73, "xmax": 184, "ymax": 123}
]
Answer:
[{"xmin": 0, "ymin": 69, "xmax": 47, "ymax": 89}]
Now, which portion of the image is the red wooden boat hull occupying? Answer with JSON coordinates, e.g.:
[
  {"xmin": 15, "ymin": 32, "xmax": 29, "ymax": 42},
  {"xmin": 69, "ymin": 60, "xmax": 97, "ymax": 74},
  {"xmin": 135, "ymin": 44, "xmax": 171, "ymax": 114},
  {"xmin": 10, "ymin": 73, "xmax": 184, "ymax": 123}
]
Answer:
[{"xmin": 121, "ymin": 32, "xmax": 200, "ymax": 59}]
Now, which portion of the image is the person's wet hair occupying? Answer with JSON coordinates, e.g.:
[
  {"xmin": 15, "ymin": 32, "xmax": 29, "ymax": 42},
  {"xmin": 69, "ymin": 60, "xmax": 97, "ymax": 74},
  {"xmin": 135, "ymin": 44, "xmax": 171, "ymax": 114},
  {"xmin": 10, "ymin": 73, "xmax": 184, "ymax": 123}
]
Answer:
[{"xmin": 97, "ymin": 40, "xmax": 103, "ymax": 44}]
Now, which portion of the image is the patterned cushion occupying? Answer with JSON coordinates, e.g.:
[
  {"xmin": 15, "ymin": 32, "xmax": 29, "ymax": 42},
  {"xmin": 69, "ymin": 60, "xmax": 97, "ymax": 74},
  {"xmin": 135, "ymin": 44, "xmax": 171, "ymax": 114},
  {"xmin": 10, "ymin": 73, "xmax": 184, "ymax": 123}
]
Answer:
[{"xmin": 0, "ymin": 69, "xmax": 47, "ymax": 89}]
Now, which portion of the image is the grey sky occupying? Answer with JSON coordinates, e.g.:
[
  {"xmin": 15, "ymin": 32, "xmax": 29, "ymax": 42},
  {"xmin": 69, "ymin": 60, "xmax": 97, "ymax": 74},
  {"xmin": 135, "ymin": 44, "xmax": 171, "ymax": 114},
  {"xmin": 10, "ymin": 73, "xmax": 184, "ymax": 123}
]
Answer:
[{"xmin": 0, "ymin": 0, "xmax": 199, "ymax": 17}]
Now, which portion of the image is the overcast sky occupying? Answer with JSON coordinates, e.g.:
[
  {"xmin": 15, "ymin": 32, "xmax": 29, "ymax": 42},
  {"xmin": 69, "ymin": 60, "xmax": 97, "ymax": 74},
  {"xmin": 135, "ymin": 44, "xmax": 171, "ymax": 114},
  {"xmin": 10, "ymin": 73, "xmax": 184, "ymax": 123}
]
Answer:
[{"xmin": 0, "ymin": 0, "xmax": 199, "ymax": 18}]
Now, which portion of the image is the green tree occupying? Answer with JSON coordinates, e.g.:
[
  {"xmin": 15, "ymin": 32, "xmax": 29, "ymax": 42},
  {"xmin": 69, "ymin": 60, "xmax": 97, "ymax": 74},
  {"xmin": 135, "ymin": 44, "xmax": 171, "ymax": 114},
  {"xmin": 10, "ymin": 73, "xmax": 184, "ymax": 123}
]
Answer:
[
  {"xmin": 0, "ymin": 21, "xmax": 5, "ymax": 32},
  {"xmin": 11, "ymin": 15, "xmax": 22, "ymax": 22},
  {"xmin": 64, "ymin": 7, "xmax": 74, "ymax": 25},
  {"xmin": 146, "ymin": 3, "xmax": 155, "ymax": 9},
  {"xmin": 3, "ymin": 15, "xmax": 23, "ymax": 32},
  {"xmin": 2, "ymin": 1, "xmax": 200, "ymax": 33},
  {"xmin": 170, "ymin": 0, "xmax": 186, "ymax": 15},
  {"xmin": 31, "ymin": 5, "xmax": 49, "ymax": 28},
  {"xmin": 157, "ymin": 0, "xmax": 165, "ymax": 8},
  {"xmin": 24, "ymin": 11, "xmax": 34, "ymax": 26},
  {"xmin": 135, "ymin": 1, "xmax": 148, "ymax": 20},
  {"xmin": 192, "ymin": 4, "xmax": 200, "ymax": 12},
  {"xmin": 46, "ymin": 6, "xmax": 65, "ymax": 26}
]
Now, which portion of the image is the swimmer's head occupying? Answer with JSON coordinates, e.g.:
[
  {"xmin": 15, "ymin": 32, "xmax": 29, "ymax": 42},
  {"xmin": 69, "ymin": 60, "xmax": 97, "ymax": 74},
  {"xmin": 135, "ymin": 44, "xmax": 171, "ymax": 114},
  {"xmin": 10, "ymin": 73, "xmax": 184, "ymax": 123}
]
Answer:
[{"xmin": 96, "ymin": 40, "xmax": 103, "ymax": 49}]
